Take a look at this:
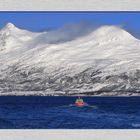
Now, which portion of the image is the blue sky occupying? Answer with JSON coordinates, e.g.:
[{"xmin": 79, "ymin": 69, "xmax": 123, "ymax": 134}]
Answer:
[{"xmin": 0, "ymin": 12, "xmax": 140, "ymax": 38}]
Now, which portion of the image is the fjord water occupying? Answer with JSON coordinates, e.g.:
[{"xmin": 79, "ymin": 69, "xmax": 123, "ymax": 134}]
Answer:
[{"xmin": 0, "ymin": 96, "xmax": 140, "ymax": 129}]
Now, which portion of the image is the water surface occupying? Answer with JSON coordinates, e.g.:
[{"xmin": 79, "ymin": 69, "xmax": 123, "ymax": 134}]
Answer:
[{"xmin": 0, "ymin": 96, "xmax": 139, "ymax": 129}]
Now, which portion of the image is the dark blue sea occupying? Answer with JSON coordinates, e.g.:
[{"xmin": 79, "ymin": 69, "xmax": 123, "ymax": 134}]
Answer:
[{"xmin": 0, "ymin": 96, "xmax": 140, "ymax": 129}]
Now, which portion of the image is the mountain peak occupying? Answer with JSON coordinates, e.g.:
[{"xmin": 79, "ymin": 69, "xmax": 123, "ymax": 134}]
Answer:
[
  {"xmin": 5, "ymin": 22, "xmax": 16, "ymax": 29},
  {"xmin": 2, "ymin": 22, "xmax": 20, "ymax": 32},
  {"xmin": 95, "ymin": 25, "xmax": 125, "ymax": 35},
  {"xmin": 92, "ymin": 25, "xmax": 136, "ymax": 42}
]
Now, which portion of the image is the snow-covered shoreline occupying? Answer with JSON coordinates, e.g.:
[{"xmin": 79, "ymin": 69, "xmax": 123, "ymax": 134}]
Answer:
[{"xmin": 0, "ymin": 91, "xmax": 140, "ymax": 96}]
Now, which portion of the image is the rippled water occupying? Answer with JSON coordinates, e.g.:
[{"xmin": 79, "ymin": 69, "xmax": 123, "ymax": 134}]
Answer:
[{"xmin": 0, "ymin": 96, "xmax": 140, "ymax": 129}]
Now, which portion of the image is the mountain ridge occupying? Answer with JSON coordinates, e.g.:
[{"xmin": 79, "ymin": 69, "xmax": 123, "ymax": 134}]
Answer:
[{"xmin": 0, "ymin": 23, "xmax": 140, "ymax": 95}]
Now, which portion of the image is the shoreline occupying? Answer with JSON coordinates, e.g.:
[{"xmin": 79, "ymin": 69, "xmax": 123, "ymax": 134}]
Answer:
[{"xmin": 0, "ymin": 91, "xmax": 140, "ymax": 96}]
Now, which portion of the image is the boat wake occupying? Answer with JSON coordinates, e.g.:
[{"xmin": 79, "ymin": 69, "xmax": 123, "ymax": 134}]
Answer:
[{"xmin": 55, "ymin": 104, "xmax": 98, "ymax": 109}]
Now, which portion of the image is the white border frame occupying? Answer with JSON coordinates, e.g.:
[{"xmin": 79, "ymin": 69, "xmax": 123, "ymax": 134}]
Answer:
[
  {"xmin": 0, "ymin": 0, "xmax": 140, "ymax": 11},
  {"xmin": 0, "ymin": 0, "xmax": 140, "ymax": 139},
  {"xmin": 0, "ymin": 130, "xmax": 140, "ymax": 140}
]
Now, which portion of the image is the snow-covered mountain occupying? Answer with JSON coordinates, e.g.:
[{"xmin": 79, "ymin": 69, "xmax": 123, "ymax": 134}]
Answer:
[{"xmin": 1, "ymin": 22, "xmax": 140, "ymax": 96}]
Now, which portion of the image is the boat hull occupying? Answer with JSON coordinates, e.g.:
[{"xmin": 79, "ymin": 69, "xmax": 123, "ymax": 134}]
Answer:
[{"xmin": 75, "ymin": 102, "xmax": 86, "ymax": 107}]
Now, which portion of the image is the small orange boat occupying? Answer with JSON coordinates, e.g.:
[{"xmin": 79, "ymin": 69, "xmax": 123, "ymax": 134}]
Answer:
[{"xmin": 75, "ymin": 97, "xmax": 87, "ymax": 107}]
